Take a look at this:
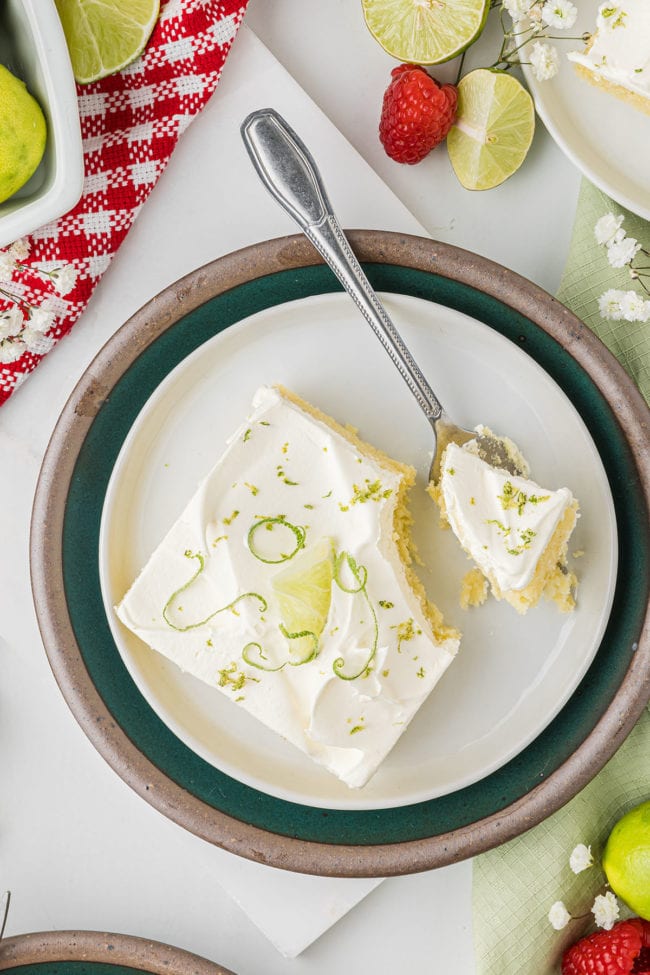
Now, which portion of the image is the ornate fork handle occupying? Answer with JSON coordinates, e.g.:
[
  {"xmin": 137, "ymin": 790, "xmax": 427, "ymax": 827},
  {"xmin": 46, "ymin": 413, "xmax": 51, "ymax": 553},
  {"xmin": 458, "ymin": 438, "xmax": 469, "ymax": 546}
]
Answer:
[{"xmin": 240, "ymin": 108, "xmax": 444, "ymax": 425}]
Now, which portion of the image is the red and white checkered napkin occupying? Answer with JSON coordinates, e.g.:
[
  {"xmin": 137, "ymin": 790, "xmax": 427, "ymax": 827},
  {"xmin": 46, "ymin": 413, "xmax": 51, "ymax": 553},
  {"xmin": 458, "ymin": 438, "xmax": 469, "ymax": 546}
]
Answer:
[{"xmin": 0, "ymin": 0, "xmax": 248, "ymax": 406}]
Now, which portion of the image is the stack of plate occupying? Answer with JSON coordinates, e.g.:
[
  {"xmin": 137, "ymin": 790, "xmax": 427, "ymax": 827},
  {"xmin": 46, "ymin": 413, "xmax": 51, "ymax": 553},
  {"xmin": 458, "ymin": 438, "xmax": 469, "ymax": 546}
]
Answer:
[{"xmin": 31, "ymin": 231, "xmax": 650, "ymax": 877}]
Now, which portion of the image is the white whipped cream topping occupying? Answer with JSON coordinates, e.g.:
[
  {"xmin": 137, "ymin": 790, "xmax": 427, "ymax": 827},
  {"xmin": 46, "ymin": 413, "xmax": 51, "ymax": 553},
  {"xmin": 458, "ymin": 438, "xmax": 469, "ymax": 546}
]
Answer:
[
  {"xmin": 440, "ymin": 442, "xmax": 574, "ymax": 592},
  {"xmin": 117, "ymin": 386, "xmax": 459, "ymax": 789},
  {"xmin": 568, "ymin": 1, "xmax": 650, "ymax": 98}
]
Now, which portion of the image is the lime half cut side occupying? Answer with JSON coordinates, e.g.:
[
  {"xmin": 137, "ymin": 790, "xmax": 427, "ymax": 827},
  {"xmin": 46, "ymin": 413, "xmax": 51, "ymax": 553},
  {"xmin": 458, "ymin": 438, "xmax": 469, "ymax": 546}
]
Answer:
[
  {"xmin": 362, "ymin": 0, "xmax": 490, "ymax": 65},
  {"xmin": 447, "ymin": 69, "xmax": 535, "ymax": 191},
  {"xmin": 55, "ymin": 0, "xmax": 160, "ymax": 84},
  {"xmin": 272, "ymin": 538, "xmax": 335, "ymax": 661}
]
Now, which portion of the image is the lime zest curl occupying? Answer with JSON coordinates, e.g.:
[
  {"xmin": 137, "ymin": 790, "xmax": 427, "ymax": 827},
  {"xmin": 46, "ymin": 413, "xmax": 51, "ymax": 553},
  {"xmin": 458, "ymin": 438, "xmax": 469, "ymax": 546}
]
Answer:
[
  {"xmin": 247, "ymin": 516, "xmax": 306, "ymax": 564},
  {"xmin": 162, "ymin": 550, "xmax": 267, "ymax": 632},
  {"xmin": 242, "ymin": 642, "xmax": 285, "ymax": 672},
  {"xmin": 332, "ymin": 551, "xmax": 378, "ymax": 681},
  {"xmin": 242, "ymin": 625, "xmax": 318, "ymax": 672}
]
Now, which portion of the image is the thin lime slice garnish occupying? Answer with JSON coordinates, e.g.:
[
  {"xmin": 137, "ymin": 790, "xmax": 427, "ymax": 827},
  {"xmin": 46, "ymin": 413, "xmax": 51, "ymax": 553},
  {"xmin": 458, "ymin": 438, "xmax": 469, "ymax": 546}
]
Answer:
[
  {"xmin": 447, "ymin": 69, "xmax": 535, "ymax": 191},
  {"xmin": 55, "ymin": 0, "xmax": 160, "ymax": 84},
  {"xmin": 272, "ymin": 538, "xmax": 335, "ymax": 652},
  {"xmin": 362, "ymin": 0, "xmax": 490, "ymax": 65}
]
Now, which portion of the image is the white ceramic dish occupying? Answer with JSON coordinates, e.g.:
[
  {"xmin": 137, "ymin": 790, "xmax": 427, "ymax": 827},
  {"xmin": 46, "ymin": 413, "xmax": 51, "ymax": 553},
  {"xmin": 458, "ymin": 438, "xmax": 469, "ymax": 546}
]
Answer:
[
  {"xmin": 522, "ymin": 0, "xmax": 650, "ymax": 220},
  {"xmin": 0, "ymin": 0, "xmax": 83, "ymax": 248},
  {"xmin": 99, "ymin": 291, "xmax": 618, "ymax": 811}
]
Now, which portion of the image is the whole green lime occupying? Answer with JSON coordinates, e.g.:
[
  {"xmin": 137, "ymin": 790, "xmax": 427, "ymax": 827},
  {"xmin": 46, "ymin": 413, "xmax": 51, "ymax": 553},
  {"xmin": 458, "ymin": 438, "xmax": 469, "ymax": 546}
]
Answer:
[
  {"xmin": 0, "ymin": 64, "xmax": 47, "ymax": 204},
  {"xmin": 602, "ymin": 799, "xmax": 650, "ymax": 921}
]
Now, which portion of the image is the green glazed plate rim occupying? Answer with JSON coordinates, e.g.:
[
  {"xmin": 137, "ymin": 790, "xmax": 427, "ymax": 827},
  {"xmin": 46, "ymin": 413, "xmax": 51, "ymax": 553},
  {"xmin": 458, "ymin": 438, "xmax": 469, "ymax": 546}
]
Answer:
[
  {"xmin": 0, "ymin": 930, "xmax": 233, "ymax": 974},
  {"xmin": 30, "ymin": 232, "xmax": 650, "ymax": 877}
]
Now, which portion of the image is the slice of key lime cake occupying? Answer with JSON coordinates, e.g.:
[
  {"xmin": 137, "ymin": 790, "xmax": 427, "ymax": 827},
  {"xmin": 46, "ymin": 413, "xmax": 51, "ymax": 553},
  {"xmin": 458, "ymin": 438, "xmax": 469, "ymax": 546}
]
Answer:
[
  {"xmin": 116, "ymin": 385, "xmax": 459, "ymax": 789},
  {"xmin": 567, "ymin": 2, "xmax": 650, "ymax": 115},
  {"xmin": 429, "ymin": 434, "xmax": 579, "ymax": 615}
]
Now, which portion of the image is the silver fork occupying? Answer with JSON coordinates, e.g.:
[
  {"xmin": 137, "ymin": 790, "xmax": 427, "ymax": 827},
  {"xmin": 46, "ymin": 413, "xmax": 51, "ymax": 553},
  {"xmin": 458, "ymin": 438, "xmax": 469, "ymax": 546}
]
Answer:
[{"xmin": 240, "ymin": 108, "xmax": 520, "ymax": 482}]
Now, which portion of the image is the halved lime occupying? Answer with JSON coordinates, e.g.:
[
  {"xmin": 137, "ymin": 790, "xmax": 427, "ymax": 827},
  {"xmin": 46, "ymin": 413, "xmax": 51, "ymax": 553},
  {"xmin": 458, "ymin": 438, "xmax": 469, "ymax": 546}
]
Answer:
[
  {"xmin": 272, "ymin": 538, "xmax": 335, "ymax": 655},
  {"xmin": 55, "ymin": 0, "xmax": 160, "ymax": 84},
  {"xmin": 447, "ymin": 69, "xmax": 535, "ymax": 191},
  {"xmin": 603, "ymin": 800, "xmax": 650, "ymax": 921},
  {"xmin": 362, "ymin": 0, "xmax": 489, "ymax": 65}
]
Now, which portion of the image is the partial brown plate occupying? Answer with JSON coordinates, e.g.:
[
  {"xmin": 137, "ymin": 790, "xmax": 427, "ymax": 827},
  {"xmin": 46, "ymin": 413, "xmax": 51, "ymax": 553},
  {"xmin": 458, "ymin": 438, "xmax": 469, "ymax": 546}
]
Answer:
[{"xmin": 0, "ymin": 929, "xmax": 233, "ymax": 974}]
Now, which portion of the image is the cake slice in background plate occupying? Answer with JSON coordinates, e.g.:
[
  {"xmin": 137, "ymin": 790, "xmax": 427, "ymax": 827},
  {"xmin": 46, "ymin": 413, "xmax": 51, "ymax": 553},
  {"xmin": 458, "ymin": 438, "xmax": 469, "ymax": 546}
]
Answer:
[
  {"xmin": 429, "ymin": 434, "xmax": 579, "ymax": 615},
  {"xmin": 117, "ymin": 385, "xmax": 460, "ymax": 790},
  {"xmin": 567, "ymin": 1, "xmax": 650, "ymax": 115}
]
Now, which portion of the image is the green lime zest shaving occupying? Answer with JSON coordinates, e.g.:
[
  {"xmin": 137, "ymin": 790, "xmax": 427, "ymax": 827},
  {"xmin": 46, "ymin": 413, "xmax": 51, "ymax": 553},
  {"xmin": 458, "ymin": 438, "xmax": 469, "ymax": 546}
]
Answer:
[
  {"xmin": 333, "ymin": 551, "xmax": 367, "ymax": 593},
  {"xmin": 241, "ymin": 625, "xmax": 318, "ymax": 672},
  {"xmin": 332, "ymin": 551, "xmax": 377, "ymax": 681},
  {"xmin": 391, "ymin": 617, "xmax": 421, "ymax": 653},
  {"xmin": 279, "ymin": 623, "xmax": 319, "ymax": 665},
  {"xmin": 247, "ymin": 516, "xmax": 306, "ymax": 564},
  {"xmin": 218, "ymin": 661, "xmax": 260, "ymax": 690},
  {"xmin": 242, "ymin": 642, "xmax": 285, "ymax": 672},
  {"xmin": 162, "ymin": 550, "xmax": 267, "ymax": 631}
]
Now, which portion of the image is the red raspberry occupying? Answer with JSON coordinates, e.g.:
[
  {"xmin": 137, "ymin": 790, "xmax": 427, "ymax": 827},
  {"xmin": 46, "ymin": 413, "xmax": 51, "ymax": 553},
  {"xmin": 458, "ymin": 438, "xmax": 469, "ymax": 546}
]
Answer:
[
  {"xmin": 379, "ymin": 64, "xmax": 457, "ymax": 165},
  {"xmin": 562, "ymin": 918, "xmax": 650, "ymax": 975}
]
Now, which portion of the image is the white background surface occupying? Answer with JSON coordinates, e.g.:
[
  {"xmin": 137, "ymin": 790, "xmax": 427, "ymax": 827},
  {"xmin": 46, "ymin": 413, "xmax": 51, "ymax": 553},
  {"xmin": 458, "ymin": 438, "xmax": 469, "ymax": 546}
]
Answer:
[{"xmin": 0, "ymin": 3, "xmax": 592, "ymax": 972}]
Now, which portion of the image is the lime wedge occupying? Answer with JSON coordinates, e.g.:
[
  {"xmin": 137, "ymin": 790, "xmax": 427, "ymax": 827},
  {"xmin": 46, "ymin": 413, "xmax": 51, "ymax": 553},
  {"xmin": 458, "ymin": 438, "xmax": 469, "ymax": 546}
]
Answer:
[
  {"xmin": 447, "ymin": 69, "xmax": 535, "ymax": 191},
  {"xmin": 272, "ymin": 538, "xmax": 335, "ymax": 653},
  {"xmin": 55, "ymin": 0, "xmax": 160, "ymax": 84},
  {"xmin": 362, "ymin": 0, "xmax": 489, "ymax": 65}
]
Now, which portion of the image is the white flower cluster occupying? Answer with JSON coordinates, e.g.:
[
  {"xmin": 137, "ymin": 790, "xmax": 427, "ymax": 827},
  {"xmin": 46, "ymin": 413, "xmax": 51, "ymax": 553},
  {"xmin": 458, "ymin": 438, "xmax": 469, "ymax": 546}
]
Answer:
[
  {"xmin": 546, "ymin": 844, "xmax": 620, "ymax": 933},
  {"xmin": 598, "ymin": 289, "xmax": 650, "ymax": 322},
  {"xmin": 591, "ymin": 891, "xmax": 620, "ymax": 931},
  {"xmin": 569, "ymin": 843, "xmax": 593, "ymax": 874},
  {"xmin": 594, "ymin": 213, "xmax": 650, "ymax": 323},
  {"xmin": 501, "ymin": 0, "xmax": 578, "ymax": 81},
  {"xmin": 0, "ymin": 237, "xmax": 78, "ymax": 365},
  {"xmin": 594, "ymin": 212, "xmax": 642, "ymax": 267}
]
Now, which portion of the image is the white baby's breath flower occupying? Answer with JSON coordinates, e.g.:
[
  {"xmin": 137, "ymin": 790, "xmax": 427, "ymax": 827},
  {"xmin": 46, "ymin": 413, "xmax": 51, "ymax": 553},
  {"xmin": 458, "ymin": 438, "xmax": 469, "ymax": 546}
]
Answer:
[
  {"xmin": 28, "ymin": 307, "xmax": 55, "ymax": 334},
  {"xmin": 607, "ymin": 236, "xmax": 641, "ymax": 268},
  {"xmin": 528, "ymin": 4, "xmax": 543, "ymax": 23},
  {"xmin": 548, "ymin": 901, "xmax": 572, "ymax": 930},
  {"xmin": 620, "ymin": 290, "xmax": 650, "ymax": 322},
  {"xmin": 0, "ymin": 305, "xmax": 24, "ymax": 340},
  {"xmin": 569, "ymin": 844, "xmax": 594, "ymax": 874},
  {"xmin": 594, "ymin": 213, "xmax": 624, "ymax": 245},
  {"xmin": 0, "ymin": 250, "xmax": 16, "ymax": 281},
  {"xmin": 0, "ymin": 338, "xmax": 26, "ymax": 363},
  {"xmin": 22, "ymin": 326, "xmax": 55, "ymax": 355},
  {"xmin": 529, "ymin": 41, "xmax": 560, "ymax": 80},
  {"xmin": 8, "ymin": 238, "xmax": 30, "ymax": 261},
  {"xmin": 592, "ymin": 891, "xmax": 620, "ymax": 931},
  {"xmin": 541, "ymin": 0, "xmax": 578, "ymax": 29},
  {"xmin": 503, "ymin": 0, "xmax": 534, "ymax": 21},
  {"xmin": 51, "ymin": 264, "xmax": 78, "ymax": 296},
  {"xmin": 598, "ymin": 289, "xmax": 626, "ymax": 320}
]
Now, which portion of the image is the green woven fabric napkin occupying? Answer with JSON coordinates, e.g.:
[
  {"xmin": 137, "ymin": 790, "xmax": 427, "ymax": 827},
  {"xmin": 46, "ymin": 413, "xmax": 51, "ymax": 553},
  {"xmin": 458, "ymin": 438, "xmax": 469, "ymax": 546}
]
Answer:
[
  {"xmin": 557, "ymin": 179, "xmax": 650, "ymax": 402},
  {"xmin": 473, "ymin": 709, "xmax": 649, "ymax": 974},
  {"xmin": 472, "ymin": 179, "xmax": 650, "ymax": 974}
]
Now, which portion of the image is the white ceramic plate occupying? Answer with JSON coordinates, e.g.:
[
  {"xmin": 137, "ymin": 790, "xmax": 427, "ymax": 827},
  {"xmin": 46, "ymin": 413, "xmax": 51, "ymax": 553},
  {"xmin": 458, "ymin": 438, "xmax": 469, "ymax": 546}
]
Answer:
[
  {"xmin": 99, "ymin": 291, "xmax": 617, "ymax": 811},
  {"xmin": 522, "ymin": 0, "xmax": 650, "ymax": 219}
]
